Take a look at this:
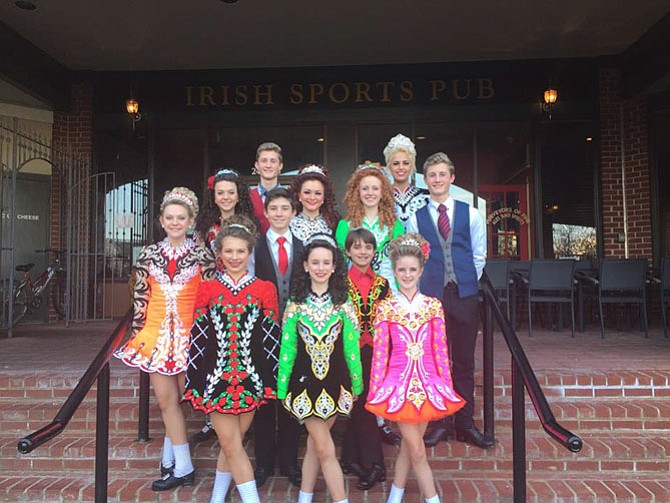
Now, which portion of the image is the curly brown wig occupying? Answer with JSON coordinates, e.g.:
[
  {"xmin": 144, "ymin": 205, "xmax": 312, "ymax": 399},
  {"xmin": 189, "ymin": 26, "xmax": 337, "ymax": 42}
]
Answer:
[
  {"xmin": 195, "ymin": 169, "xmax": 256, "ymax": 240},
  {"xmin": 290, "ymin": 165, "xmax": 341, "ymax": 230},
  {"xmin": 289, "ymin": 238, "xmax": 349, "ymax": 306},
  {"xmin": 342, "ymin": 167, "xmax": 397, "ymax": 234}
]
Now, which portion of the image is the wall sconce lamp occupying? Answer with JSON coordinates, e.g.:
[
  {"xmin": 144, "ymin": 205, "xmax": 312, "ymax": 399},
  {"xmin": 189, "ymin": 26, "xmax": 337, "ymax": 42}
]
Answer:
[
  {"xmin": 542, "ymin": 88, "xmax": 558, "ymax": 119},
  {"xmin": 125, "ymin": 98, "xmax": 142, "ymax": 129}
]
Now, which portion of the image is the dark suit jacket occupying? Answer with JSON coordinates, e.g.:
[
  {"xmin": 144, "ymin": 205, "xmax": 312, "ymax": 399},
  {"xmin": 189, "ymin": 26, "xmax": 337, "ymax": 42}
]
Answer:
[{"xmin": 255, "ymin": 233, "xmax": 304, "ymax": 314}]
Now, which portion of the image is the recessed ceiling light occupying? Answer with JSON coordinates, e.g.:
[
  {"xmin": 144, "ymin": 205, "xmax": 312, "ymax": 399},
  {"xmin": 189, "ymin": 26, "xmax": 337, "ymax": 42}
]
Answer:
[
  {"xmin": 586, "ymin": 137, "xmax": 593, "ymax": 142},
  {"xmin": 415, "ymin": 135, "xmax": 426, "ymax": 141},
  {"xmin": 316, "ymin": 137, "xmax": 325, "ymax": 143},
  {"xmin": 15, "ymin": 1, "xmax": 37, "ymax": 10}
]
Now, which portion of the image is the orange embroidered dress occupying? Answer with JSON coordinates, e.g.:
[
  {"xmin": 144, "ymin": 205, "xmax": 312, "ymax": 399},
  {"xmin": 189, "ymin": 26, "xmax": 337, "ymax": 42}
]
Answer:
[
  {"xmin": 365, "ymin": 292, "xmax": 465, "ymax": 423},
  {"xmin": 115, "ymin": 238, "xmax": 215, "ymax": 375}
]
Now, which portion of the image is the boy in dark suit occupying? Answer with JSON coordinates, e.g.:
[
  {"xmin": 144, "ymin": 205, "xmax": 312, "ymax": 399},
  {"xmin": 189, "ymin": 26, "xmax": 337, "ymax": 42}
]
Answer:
[{"xmin": 253, "ymin": 187, "xmax": 303, "ymax": 487}]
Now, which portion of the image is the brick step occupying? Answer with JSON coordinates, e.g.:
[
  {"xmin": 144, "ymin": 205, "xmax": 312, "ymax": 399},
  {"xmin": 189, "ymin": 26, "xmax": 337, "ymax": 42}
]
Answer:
[
  {"xmin": 3, "ymin": 396, "xmax": 670, "ymax": 436},
  {"xmin": 1, "ymin": 470, "xmax": 669, "ymax": 502},
  {"xmin": 2, "ymin": 368, "xmax": 669, "ymax": 401},
  {"xmin": 2, "ymin": 431, "xmax": 668, "ymax": 473}
]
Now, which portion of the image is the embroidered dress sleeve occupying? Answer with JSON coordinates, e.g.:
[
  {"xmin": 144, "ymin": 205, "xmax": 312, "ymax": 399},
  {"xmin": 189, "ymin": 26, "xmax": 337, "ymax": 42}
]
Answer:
[
  {"xmin": 277, "ymin": 300, "xmax": 300, "ymax": 400},
  {"xmin": 259, "ymin": 281, "xmax": 281, "ymax": 392},
  {"xmin": 196, "ymin": 245, "xmax": 217, "ymax": 281},
  {"xmin": 130, "ymin": 246, "xmax": 151, "ymax": 337},
  {"xmin": 334, "ymin": 219, "xmax": 350, "ymax": 252},
  {"xmin": 368, "ymin": 300, "xmax": 392, "ymax": 400},
  {"xmin": 428, "ymin": 298, "xmax": 452, "ymax": 380},
  {"xmin": 341, "ymin": 299, "xmax": 363, "ymax": 396}
]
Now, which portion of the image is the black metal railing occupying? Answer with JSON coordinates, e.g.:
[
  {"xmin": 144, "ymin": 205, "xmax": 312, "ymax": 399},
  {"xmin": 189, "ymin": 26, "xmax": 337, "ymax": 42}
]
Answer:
[
  {"xmin": 480, "ymin": 273, "xmax": 583, "ymax": 502},
  {"xmin": 17, "ymin": 309, "xmax": 132, "ymax": 503}
]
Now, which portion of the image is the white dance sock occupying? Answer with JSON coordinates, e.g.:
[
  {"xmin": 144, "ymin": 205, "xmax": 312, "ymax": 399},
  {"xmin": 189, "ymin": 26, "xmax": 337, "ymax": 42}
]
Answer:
[
  {"xmin": 425, "ymin": 495, "xmax": 440, "ymax": 503},
  {"xmin": 236, "ymin": 480, "xmax": 261, "ymax": 503},
  {"xmin": 172, "ymin": 443, "xmax": 194, "ymax": 477},
  {"xmin": 333, "ymin": 499, "xmax": 349, "ymax": 503},
  {"xmin": 161, "ymin": 437, "xmax": 174, "ymax": 467},
  {"xmin": 297, "ymin": 490, "xmax": 313, "ymax": 503},
  {"xmin": 209, "ymin": 471, "xmax": 232, "ymax": 503},
  {"xmin": 387, "ymin": 483, "xmax": 405, "ymax": 503}
]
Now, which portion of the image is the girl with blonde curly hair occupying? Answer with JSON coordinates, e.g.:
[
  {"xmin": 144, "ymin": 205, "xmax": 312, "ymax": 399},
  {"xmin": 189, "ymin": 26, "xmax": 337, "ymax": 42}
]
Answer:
[
  {"xmin": 115, "ymin": 187, "xmax": 216, "ymax": 491},
  {"xmin": 335, "ymin": 165, "xmax": 404, "ymax": 292}
]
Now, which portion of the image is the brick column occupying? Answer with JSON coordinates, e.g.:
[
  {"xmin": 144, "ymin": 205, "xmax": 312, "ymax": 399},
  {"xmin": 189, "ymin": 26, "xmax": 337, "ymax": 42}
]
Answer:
[
  {"xmin": 50, "ymin": 81, "xmax": 94, "ymax": 319},
  {"xmin": 598, "ymin": 67, "xmax": 652, "ymax": 259}
]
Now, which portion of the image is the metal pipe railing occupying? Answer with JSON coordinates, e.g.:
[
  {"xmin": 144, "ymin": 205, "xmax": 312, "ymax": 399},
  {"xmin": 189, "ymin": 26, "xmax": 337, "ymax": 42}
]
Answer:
[
  {"xmin": 480, "ymin": 272, "xmax": 583, "ymax": 502},
  {"xmin": 17, "ymin": 309, "xmax": 132, "ymax": 503}
]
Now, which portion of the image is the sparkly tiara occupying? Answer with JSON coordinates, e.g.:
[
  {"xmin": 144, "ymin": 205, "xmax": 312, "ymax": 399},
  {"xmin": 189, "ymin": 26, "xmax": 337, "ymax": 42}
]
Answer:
[
  {"xmin": 163, "ymin": 190, "xmax": 195, "ymax": 207},
  {"xmin": 208, "ymin": 169, "xmax": 239, "ymax": 190},
  {"xmin": 305, "ymin": 233, "xmax": 337, "ymax": 248},
  {"xmin": 383, "ymin": 134, "xmax": 416, "ymax": 158},
  {"xmin": 357, "ymin": 163, "xmax": 384, "ymax": 173},
  {"xmin": 299, "ymin": 164, "xmax": 326, "ymax": 176},
  {"xmin": 228, "ymin": 223, "xmax": 251, "ymax": 233},
  {"xmin": 396, "ymin": 235, "xmax": 431, "ymax": 260}
]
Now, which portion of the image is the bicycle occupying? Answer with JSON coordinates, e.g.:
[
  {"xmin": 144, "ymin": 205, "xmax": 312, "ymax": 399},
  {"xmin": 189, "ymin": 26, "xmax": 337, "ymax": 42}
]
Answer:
[{"xmin": 4, "ymin": 249, "xmax": 66, "ymax": 326}]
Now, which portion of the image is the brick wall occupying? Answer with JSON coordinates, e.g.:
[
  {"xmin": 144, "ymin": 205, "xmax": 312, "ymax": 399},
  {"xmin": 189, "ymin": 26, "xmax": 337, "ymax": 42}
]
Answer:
[
  {"xmin": 50, "ymin": 81, "xmax": 94, "ymax": 319},
  {"xmin": 598, "ymin": 67, "xmax": 652, "ymax": 259}
]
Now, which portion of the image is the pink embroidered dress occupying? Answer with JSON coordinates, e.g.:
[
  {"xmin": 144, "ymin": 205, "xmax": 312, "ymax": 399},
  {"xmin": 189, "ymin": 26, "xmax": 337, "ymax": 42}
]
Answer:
[{"xmin": 365, "ymin": 292, "xmax": 465, "ymax": 423}]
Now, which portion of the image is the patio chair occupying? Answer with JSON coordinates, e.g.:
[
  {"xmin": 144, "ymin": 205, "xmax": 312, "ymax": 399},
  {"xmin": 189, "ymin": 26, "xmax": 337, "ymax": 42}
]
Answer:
[
  {"xmin": 484, "ymin": 259, "xmax": 511, "ymax": 323},
  {"xmin": 658, "ymin": 257, "xmax": 669, "ymax": 338},
  {"xmin": 527, "ymin": 259, "xmax": 576, "ymax": 338},
  {"xmin": 596, "ymin": 259, "xmax": 649, "ymax": 339}
]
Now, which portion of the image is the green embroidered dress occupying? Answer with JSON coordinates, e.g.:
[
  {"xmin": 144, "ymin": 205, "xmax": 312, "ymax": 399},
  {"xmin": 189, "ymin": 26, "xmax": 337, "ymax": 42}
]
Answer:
[{"xmin": 277, "ymin": 292, "xmax": 364, "ymax": 422}]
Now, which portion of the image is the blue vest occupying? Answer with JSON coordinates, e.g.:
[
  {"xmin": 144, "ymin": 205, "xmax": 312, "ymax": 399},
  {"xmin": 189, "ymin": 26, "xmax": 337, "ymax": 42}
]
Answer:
[{"xmin": 416, "ymin": 200, "xmax": 479, "ymax": 298}]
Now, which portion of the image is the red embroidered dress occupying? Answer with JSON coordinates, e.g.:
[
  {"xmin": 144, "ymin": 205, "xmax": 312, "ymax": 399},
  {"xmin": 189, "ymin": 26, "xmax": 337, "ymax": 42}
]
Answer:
[
  {"xmin": 183, "ymin": 271, "xmax": 281, "ymax": 414},
  {"xmin": 115, "ymin": 238, "xmax": 215, "ymax": 375}
]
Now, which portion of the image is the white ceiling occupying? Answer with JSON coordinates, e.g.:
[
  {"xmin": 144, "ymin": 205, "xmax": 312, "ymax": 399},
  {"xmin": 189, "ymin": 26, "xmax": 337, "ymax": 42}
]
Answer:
[{"xmin": 1, "ymin": 0, "xmax": 669, "ymax": 71}]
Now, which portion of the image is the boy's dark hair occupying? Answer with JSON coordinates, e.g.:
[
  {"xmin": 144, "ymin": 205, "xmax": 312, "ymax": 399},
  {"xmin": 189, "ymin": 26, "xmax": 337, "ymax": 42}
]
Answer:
[
  {"xmin": 344, "ymin": 228, "xmax": 377, "ymax": 251},
  {"xmin": 264, "ymin": 186, "xmax": 296, "ymax": 211}
]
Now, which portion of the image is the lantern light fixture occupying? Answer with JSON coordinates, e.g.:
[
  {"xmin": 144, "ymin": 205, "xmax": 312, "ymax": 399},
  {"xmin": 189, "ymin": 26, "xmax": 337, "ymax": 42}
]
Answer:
[
  {"xmin": 125, "ymin": 97, "xmax": 142, "ymax": 129},
  {"xmin": 542, "ymin": 88, "xmax": 558, "ymax": 119}
]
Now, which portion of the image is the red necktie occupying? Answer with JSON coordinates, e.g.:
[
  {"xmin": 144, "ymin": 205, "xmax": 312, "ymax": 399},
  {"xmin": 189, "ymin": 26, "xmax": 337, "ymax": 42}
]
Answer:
[
  {"xmin": 277, "ymin": 236, "xmax": 288, "ymax": 275},
  {"xmin": 437, "ymin": 204, "xmax": 451, "ymax": 239}
]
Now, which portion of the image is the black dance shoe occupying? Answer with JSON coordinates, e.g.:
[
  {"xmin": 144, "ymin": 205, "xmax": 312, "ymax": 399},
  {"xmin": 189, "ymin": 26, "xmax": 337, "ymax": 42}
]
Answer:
[
  {"xmin": 340, "ymin": 460, "xmax": 367, "ymax": 478},
  {"xmin": 160, "ymin": 463, "xmax": 174, "ymax": 477},
  {"xmin": 378, "ymin": 423, "xmax": 401, "ymax": 446},
  {"xmin": 191, "ymin": 420, "xmax": 216, "ymax": 443},
  {"xmin": 423, "ymin": 423, "xmax": 454, "ymax": 447},
  {"xmin": 455, "ymin": 426, "xmax": 495, "ymax": 449},
  {"xmin": 357, "ymin": 463, "xmax": 386, "ymax": 491},
  {"xmin": 280, "ymin": 465, "xmax": 302, "ymax": 487},
  {"xmin": 254, "ymin": 466, "xmax": 274, "ymax": 488},
  {"xmin": 151, "ymin": 470, "xmax": 195, "ymax": 491}
]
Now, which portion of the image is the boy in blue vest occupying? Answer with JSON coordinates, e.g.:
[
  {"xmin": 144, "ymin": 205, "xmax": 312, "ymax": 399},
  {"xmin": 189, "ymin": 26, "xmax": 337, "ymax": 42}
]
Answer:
[{"xmin": 406, "ymin": 152, "xmax": 492, "ymax": 449}]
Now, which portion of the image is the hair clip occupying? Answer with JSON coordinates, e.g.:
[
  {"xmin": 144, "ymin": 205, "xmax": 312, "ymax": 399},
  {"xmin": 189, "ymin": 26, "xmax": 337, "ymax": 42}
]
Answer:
[{"xmin": 396, "ymin": 236, "xmax": 431, "ymax": 260}]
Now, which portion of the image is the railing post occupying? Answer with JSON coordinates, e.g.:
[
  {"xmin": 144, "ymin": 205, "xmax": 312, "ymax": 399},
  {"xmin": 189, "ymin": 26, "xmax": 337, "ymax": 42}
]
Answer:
[
  {"xmin": 511, "ymin": 357, "xmax": 527, "ymax": 503},
  {"xmin": 95, "ymin": 363, "xmax": 110, "ymax": 503},
  {"xmin": 482, "ymin": 290, "xmax": 495, "ymax": 439},
  {"xmin": 137, "ymin": 370, "xmax": 152, "ymax": 442}
]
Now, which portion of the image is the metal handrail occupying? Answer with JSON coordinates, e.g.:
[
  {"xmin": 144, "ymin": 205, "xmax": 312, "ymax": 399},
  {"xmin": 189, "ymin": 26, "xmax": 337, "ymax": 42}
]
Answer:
[
  {"xmin": 480, "ymin": 272, "xmax": 582, "ymax": 503},
  {"xmin": 17, "ymin": 309, "xmax": 132, "ymax": 503}
]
